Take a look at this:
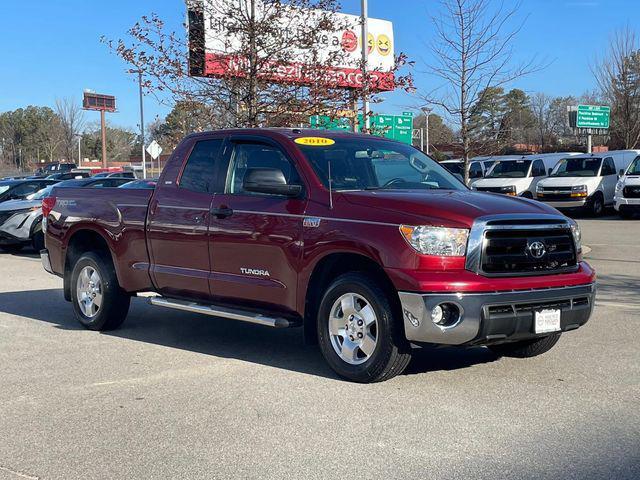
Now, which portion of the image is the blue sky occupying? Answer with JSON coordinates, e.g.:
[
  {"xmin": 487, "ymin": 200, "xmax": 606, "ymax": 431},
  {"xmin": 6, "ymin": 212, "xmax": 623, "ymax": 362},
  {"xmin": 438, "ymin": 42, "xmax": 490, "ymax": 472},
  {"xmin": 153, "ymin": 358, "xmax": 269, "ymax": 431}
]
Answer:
[{"xmin": 0, "ymin": 0, "xmax": 634, "ymax": 129}]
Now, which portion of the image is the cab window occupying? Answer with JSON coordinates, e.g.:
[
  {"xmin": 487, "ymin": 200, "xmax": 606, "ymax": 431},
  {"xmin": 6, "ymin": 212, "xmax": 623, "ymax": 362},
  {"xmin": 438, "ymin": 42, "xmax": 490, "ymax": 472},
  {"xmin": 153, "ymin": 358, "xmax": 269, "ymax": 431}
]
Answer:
[
  {"xmin": 180, "ymin": 139, "xmax": 225, "ymax": 193},
  {"xmin": 532, "ymin": 160, "xmax": 546, "ymax": 177},
  {"xmin": 601, "ymin": 157, "xmax": 616, "ymax": 176},
  {"xmin": 226, "ymin": 142, "xmax": 301, "ymax": 195}
]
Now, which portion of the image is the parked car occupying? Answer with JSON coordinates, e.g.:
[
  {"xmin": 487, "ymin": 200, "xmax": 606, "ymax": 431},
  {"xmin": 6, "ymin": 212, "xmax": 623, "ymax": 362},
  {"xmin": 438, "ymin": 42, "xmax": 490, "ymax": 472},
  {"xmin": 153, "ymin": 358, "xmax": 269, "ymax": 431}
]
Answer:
[
  {"xmin": 0, "ymin": 184, "xmax": 57, "ymax": 252},
  {"xmin": 92, "ymin": 171, "xmax": 136, "ymax": 179},
  {"xmin": 45, "ymin": 171, "xmax": 91, "ymax": 181},
  {"xmin": 0, "ymin": 179, "xmax": 59, "ymax": 204},
  {"xmin": 536, "ymin": 150, "xmax": 640, "ymax": 216},
  {"xmin": 472, "ymin": 153, "xmax": 581, "ymax": 198},
  {"xmin": 614, "ymin": 154, "xmax": 640, "ymax": 219},
  {"xmin": 51, "ymin": 177, "xmax": 136, "ymax": 189},
  {"xmin": 118, "ymin": 178, "xmax": 158, "ymax": 189},
  {"xmin": 41, "ymin": 129, "xmax": 595, "ymax": 383}
]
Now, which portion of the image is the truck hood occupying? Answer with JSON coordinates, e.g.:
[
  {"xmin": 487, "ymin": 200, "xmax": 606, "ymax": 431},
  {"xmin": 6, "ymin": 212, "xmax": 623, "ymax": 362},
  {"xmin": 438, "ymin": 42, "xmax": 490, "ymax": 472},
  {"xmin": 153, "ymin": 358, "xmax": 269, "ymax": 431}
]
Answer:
[
  {"xmin": 341, "ymin": 189, "xmax": 559, "ymax": 228},
  {"xmin": 538, "ymin": 176, "xmax": 598, "ymax": 188},
  {"xmin": 472, "ymin": 177, "xmax": 530, "ymax": 188},
  {"xmin": 621, "ymin": 175, "xmax": 640, "ymax": 187},
  {"xmin": 0, "ymin": 199, "xmax": 41, "ymax": 212}
]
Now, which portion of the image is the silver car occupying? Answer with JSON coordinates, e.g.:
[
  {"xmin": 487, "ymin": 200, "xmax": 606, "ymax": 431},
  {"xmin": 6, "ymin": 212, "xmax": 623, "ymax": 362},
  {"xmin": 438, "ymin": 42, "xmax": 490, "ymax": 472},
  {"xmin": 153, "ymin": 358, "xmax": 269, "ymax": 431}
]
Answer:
[{"xmin": 0, "ymin": 185, "xmax": 54, "ymax": 252}]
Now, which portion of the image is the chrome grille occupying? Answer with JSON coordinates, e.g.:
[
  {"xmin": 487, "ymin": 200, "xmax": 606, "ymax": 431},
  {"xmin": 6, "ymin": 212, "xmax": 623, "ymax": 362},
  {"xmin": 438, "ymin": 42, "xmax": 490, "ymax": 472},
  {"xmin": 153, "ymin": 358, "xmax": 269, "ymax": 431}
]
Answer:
[{"xmin": 623, "ymin": 186, "xmax": 640, "ymax": 198}]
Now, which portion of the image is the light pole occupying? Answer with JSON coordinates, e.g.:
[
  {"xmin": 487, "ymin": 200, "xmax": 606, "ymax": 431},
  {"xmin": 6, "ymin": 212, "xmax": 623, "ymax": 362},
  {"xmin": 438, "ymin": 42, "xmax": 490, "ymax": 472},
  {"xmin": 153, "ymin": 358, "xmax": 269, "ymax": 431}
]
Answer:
[
  {"xmin": 421, "ymin": 105, "xmax": 432, "ymax": 154},
  {"xmin": 129, "ymin": 69, "xmax": 147, "ymax": 179},
  {"xmin": 360, "ymin": 0, "xmax": 370, "ymax": 133},
  {"xmin": 74, "ymin": 133, "xmax": 82, "ymax": 166}
]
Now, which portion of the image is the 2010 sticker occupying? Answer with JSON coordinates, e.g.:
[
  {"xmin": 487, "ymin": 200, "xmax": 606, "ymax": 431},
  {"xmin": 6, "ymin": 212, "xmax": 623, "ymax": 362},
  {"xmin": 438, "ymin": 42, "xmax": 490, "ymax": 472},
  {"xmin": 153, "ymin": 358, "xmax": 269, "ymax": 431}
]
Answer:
[{"xmin": 294, "ymin": 137, "xmax": 335, "ymax": 146}]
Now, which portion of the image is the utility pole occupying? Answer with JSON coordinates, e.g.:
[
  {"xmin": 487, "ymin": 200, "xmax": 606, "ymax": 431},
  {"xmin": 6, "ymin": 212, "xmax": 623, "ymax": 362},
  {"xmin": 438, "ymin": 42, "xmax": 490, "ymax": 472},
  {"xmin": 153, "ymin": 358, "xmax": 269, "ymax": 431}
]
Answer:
[
  {"xmin": 587, "ymin": 132, "xmax": 592, "ymax": 154},
  {"xmin": 360, "ymin": 0, "xmax": 370, "ymax": 133},
  {"xmin": 137, "ymin": 70, "xmax": 147, "ymax": 179},
  {"xmin": 421, "ymin": 105, "xmax": 432, "ymax": 154}
]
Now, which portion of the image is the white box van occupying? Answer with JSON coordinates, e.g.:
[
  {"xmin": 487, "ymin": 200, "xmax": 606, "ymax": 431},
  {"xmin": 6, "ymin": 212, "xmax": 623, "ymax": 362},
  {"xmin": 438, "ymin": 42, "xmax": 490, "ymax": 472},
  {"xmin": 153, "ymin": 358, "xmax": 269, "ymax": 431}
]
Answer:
[
  {"xmin": 536, "ymin": 150, "xmax": 640, "ymax": 216},
  {"xmin": 440, "ymin": 156, "xmax": 509, "ymax": 185},
  {"xmin": 471, "ymin": 153, "xmax": 580, "ymax": 198},
  {"xmin": 614, "ymin": 154, "xmax": 640, "ymax": 219}
]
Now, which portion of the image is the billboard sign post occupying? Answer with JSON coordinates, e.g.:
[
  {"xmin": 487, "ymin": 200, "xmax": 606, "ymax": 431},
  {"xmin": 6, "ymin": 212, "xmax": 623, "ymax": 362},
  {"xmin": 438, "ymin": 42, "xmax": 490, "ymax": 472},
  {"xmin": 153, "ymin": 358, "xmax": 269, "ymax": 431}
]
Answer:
[{"xmin": 83, "ymin": 92, "xmax": 116, "ymax": 168}]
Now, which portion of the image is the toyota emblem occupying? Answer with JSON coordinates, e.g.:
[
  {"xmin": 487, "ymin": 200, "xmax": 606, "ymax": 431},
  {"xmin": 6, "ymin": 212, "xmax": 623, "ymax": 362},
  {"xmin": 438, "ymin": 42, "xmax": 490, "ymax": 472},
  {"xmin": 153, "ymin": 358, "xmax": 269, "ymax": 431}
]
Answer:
[{"xmin": 527, "ymin": 241, "xmax": 547, "ymax": 259}]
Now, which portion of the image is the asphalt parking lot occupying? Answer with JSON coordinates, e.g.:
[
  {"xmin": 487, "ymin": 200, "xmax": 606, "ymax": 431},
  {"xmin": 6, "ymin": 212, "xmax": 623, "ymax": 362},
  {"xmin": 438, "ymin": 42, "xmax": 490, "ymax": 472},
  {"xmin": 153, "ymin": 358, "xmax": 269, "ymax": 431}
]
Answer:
[{"xmin": 0, "ymin": 216, "xmax": 638, "ymax": 480}]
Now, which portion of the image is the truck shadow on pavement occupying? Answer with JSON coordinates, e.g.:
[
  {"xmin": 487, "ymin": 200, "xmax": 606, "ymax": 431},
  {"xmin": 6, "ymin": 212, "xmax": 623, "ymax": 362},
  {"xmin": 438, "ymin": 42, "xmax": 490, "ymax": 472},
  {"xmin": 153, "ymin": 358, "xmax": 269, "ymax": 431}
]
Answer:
[
  {"xmin": 0, "ymin": 288, "xmax": 499, "ymax": 381},
  {"xmin": 594, "ymin": 273, "xmax": 640, "ymax": 309}
]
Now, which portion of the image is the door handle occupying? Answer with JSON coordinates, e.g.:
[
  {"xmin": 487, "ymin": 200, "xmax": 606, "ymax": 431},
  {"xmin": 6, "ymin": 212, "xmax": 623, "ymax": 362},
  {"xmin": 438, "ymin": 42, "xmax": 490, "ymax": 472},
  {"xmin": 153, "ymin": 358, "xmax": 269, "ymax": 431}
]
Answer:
[{"xmin": 211, "ymin": 206, "xmax": 234, "ymax": 219}]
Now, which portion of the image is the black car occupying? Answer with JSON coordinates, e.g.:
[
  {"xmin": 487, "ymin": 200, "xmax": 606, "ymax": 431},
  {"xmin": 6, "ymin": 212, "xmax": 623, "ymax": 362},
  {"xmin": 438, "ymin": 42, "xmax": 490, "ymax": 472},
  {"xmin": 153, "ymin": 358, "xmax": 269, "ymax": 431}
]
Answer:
[
  {"xmin": 45, "ymin": 171, "xmax": 91, "ymax": 181},
  {"xmin": 55, "ymin": 177, "xmax": 136, "ymax": 189},
  {"xmin": 0, "ymin": 179, "xmax": 59, "ymax": 204}
]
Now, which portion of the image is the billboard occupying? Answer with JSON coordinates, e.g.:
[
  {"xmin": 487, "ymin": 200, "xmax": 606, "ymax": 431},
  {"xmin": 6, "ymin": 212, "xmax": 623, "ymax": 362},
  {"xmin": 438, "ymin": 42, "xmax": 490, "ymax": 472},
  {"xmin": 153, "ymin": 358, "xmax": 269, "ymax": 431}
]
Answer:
[
  {"xmin": 188, "ymin": 0, "xmax": 395, "ymax": 91},
  {"xmin": 82, "ymin": 93, "xmax": 116, "ymax": 112}
]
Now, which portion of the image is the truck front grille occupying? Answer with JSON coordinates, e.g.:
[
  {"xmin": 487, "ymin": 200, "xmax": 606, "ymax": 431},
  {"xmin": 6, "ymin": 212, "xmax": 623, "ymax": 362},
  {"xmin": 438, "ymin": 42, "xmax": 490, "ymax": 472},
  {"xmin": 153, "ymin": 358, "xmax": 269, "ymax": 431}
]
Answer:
[
  {"xmin": 539, "ymin": 186, "xmax": 573, "ymax": 201},
  {"xmin": 477, "ymin": 186, "xmax": 508, "ymax": 194},
  {"xmin": 481, "ymin": 228, "xmax": 577, "ymax": 275},
  {"xmin": 623, "ymin": 186, "xmax": 640, "ymax": 198}
]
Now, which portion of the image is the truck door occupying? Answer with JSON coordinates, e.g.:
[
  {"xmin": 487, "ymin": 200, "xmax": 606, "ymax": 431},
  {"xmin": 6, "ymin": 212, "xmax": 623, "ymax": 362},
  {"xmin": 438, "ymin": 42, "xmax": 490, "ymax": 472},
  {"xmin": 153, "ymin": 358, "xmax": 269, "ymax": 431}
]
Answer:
[
  {"xmin": 600, "ymin": 157, "xmax": 617, "ymax": 204},
  {"xmin": 147, "ymin": 137, "xmax": 225, "ymax": 300},
  {"xmin": 208, "ymin": 138, "xmax": 306, "ymax": 314}
]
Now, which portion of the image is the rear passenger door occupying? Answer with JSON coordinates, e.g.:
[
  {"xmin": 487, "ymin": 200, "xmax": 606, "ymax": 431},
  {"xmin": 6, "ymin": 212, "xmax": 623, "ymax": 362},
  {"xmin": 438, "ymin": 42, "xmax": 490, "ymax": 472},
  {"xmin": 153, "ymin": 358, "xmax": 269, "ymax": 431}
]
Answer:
[
  {"xmin": 147, "ymin": 136, "xmax": 226, "ymax": 300},
  {"xmin": 208, "ymin": 137, "xmax": 307, "ymax": 314},
  {"xmin": 601, "ymin": 157, "xmax": 617, "ymax": 203}
]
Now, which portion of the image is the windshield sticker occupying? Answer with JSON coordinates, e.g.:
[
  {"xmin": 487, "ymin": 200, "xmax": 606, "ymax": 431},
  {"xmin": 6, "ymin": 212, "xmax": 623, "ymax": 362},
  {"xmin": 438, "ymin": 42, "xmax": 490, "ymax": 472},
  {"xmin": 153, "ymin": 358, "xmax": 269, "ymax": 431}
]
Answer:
[{"xmin": 294, "ymin": 137, "xmax": 335, "ymax": 146}]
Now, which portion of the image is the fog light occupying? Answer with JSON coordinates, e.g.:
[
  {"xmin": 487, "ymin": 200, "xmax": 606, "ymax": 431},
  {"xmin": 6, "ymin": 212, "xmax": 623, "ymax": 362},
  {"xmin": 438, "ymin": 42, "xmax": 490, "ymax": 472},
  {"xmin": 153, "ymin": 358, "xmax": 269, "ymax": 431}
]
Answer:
[{"xmin": 431, "ymin": 303, "xmax": 462, "ymax": 327}]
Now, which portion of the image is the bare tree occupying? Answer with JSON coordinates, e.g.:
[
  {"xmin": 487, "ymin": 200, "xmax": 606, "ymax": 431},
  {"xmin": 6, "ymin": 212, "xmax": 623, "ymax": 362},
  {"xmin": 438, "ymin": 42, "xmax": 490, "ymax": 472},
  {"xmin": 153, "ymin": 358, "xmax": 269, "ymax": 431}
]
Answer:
[
  {"xmin": 424, "ymin": 0, "xmax": 543, "ymax": 182},
  {"xmin": 593, "ymin": 27, "xmax": 640, "ymax": 149},
  {"xmin": 55, "ymin": 98, "xmax": 84, "ymax": 162},
  {"xmin": 531, "ymin": 92, "xmax": 553, "ymax": 149}
]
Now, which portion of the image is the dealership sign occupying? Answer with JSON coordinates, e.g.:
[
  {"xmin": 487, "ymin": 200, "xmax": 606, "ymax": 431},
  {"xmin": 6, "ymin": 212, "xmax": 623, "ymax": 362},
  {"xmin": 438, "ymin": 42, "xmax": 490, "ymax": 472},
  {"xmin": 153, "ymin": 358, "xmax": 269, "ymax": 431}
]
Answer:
[{"xmin": 188, "ymin": 0, "xmax": 395, "ymax": 91}]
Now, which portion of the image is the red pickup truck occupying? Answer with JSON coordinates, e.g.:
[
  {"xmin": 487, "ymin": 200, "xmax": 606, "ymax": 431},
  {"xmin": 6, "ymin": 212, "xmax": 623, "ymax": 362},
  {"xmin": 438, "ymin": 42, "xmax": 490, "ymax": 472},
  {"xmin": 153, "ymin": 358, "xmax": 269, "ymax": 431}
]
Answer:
[{"xmin": 41, "ymin": 129, "xmax": 595, "ymax": 382}]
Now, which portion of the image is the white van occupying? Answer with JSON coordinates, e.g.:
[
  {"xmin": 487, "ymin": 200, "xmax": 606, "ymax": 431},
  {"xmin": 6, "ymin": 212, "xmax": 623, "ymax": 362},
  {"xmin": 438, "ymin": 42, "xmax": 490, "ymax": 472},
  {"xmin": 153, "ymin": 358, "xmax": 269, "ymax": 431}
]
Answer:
[
  {"xmin": 614, "ymin": 154, "xmax": 640, "ymax": 219},
  {"xmin": 471, "ymin": 153, "xmax": 580, "ymax": 198},
  {"xmin": 536, "ymin": 150, "xmax": 640, "ymax": 216},
  {"xmin": 440, "ymin": 157, "xmax": 504, "ymax": 185}
]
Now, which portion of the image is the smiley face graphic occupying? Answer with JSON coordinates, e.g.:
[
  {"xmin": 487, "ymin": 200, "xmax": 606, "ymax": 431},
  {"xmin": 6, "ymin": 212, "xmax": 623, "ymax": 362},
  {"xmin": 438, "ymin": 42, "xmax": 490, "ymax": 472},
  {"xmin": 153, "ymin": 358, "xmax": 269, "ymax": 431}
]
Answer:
[
  {"xmin": 377, "ymin": 34, "xmax": 391, "ymax": 56},
  {"xmin": 367, "ymin": 33, "xmax": 374, "ymax": 54}
]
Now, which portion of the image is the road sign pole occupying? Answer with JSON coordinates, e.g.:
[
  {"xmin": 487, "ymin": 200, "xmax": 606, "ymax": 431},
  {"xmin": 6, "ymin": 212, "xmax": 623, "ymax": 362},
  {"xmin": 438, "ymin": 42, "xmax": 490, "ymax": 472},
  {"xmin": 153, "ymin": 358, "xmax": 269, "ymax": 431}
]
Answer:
[
  {"xmin": 587, "ymin": 133, "xmax": 592, "ymax": 154},
  {"xmin": 360, "ymin": 0, "xmax": 370, "ymax": 133}
]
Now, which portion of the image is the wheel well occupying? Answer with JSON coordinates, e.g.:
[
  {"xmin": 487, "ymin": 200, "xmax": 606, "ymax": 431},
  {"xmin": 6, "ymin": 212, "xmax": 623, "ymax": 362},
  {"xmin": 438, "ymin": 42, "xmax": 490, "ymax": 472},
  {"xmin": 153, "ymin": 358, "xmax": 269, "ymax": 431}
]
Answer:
[
  {"xmin": 303, "ymin": 253, "xmax": 399, "ymax": 345},
  {"xmin": 63, "ymin": 230, "xmax": 112, "ymax": 302}
]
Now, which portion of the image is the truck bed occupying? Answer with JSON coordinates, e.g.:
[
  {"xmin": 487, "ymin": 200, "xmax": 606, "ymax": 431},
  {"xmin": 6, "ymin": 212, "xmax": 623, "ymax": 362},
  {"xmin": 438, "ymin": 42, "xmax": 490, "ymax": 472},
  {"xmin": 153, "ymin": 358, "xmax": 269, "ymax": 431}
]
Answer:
[{"xmin": 46, "ymin": 187, "xmax": 154, "ymax": 293}]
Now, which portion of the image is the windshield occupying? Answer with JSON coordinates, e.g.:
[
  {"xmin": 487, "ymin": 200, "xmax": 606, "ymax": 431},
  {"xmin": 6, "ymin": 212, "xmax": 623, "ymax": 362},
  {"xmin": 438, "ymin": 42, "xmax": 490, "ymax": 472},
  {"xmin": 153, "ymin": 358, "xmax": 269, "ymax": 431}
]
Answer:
[
  {"xmin": 487, "ymin": 160, "xmax": 531, "ymax": 178},
  {"xmin": 627, "ymin": 156, "xmax": 640, "ymax": 175},
  {"xmin": 440, "ymin": 162, "xmax": 463, "ymax": 175},
  {"xmin": 551, "ymin": 157, "xmax": 601, "ymax": 177},
  {"xmin": 27, "ymin": 185, "xmax": 53, "ymax": 200},
  {"xmin": 297, "ymin": 138, "xmax": 465, "ymax": 191}
]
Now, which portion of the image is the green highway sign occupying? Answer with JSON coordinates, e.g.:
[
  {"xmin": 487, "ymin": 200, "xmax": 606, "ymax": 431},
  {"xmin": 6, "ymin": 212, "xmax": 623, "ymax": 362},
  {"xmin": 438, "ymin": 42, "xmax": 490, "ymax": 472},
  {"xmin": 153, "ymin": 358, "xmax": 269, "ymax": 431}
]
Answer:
[
  {"xmin": 576, "ymin": 105, "xmax": 610, "ymax": 129},
  {"xmin": 309, "ymin": 113, "xmax": 414, "ymax": 144}
]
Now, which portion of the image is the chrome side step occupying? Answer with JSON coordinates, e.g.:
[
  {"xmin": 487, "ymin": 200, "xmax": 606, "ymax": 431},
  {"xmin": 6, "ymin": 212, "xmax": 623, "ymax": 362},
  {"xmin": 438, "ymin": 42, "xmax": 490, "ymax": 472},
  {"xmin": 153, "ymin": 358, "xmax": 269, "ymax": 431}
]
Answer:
[{"xmin": 148, "ymin": 297, "xmax": 294, "ymax": 328}]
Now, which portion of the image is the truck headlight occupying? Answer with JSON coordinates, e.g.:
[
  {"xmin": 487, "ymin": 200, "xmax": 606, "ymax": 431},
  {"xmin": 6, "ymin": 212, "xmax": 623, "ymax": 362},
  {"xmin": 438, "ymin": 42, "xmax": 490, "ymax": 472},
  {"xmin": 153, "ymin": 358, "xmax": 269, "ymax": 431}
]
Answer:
[
  {"xmin": 571, "ymin": 185, "xmax": 588, "ymax": 197},
  {"xmin": 501, "ymin": 185, "xmax": 516, "ymax": 195},
  {"xmin": 569, "ymin": 220, "xmax": 582, "ymax": 253},
  {"xmin": 615, "ymin": 180, "xmax": 623, "ymax": 192},
  {"xmin": 536, "ymin": 184, "xmax": 544, "ymax": 193},
  {"xmin": 400, "ymin": 225, "xmax": 469, "ymax": 257}
]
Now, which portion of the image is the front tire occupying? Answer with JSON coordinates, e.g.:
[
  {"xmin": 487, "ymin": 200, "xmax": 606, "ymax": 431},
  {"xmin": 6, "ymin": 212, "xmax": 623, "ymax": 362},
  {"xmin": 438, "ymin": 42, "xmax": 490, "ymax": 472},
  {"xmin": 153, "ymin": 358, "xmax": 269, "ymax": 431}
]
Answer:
[
  {"xmin": 317, "ymin": 273, "xmax": 411, "ymax": 383},
  {"xmin": 488, "ymin": 333, "xmax": 561, "ymax": 358},
  {"xmin": 70, "ymin": 251, "xmax": 130, "ymax": 331},
  {"xmin": 588, "ymin": 193, "xmax": 604, "ymax": 217}
]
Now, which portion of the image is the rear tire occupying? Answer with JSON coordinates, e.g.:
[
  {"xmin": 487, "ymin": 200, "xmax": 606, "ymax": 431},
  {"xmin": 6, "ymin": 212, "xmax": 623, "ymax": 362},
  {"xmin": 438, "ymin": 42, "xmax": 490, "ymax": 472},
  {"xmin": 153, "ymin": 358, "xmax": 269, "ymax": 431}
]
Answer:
[
  {"xmin": 317, "ymin": 273, "xmax": 411, "ymax": 383},
  {"xmin": 489, "ymin": 333, "xmax": 561, "ymax": 358},
  {"xmin": 31, "ymin": 222, "xmax": 44, "ymax": 252},
  {"xmin": 521, "ymin": 191, "xmax": 533, "ymax": 199},
  {"xmin": 70, "ymin": 251, "xmax": 130, "ymax": 331}
]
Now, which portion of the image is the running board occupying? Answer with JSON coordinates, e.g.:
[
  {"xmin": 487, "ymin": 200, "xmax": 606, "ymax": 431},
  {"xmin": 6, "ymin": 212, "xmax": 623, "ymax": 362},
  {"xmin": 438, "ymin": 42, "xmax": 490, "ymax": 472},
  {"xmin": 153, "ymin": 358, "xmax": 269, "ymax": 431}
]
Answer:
[{"xmin": 148, "ymin": 297, "xmax": 295, "ymax": 328}]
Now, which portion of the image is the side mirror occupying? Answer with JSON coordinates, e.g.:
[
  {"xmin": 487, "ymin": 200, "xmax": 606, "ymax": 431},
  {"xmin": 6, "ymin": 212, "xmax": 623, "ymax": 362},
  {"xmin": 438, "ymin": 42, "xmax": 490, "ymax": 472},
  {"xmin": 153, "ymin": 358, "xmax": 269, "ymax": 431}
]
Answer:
[
  {"xmin": 243, "ymin": 168, "xmax": 302, "ymax": 197},
  {"xmin": 619, "ymin": 169, "xmax": 625, "ymax": 177}
]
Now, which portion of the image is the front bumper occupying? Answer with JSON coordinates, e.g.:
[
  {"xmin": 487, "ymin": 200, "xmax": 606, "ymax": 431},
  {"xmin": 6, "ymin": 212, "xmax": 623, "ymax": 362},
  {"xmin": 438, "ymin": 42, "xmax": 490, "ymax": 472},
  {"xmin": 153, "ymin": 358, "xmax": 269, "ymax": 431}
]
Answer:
[
  {"xmin": 400, "ymin": 283, "xmax": 596, "ymax": 345},
  {"xmin": 41, "ymin": 249, "xmax": 54, "ymax": 275},
  {"xmin": 614, "ymin": 196, "xmax": 640, "ymax": 211},
  {"xmin": 538, "ymin": 198, "xmax": 587, "ymax": 209}
]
